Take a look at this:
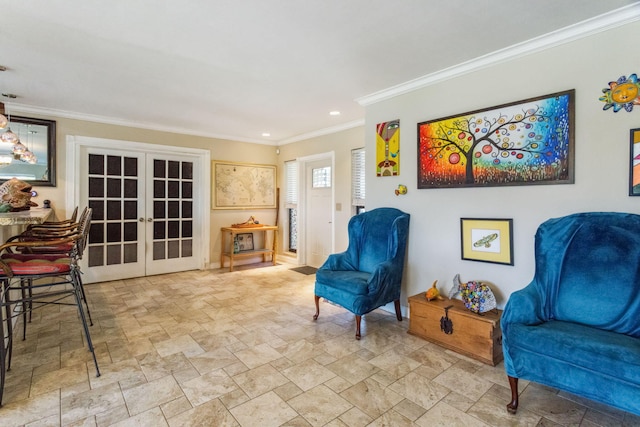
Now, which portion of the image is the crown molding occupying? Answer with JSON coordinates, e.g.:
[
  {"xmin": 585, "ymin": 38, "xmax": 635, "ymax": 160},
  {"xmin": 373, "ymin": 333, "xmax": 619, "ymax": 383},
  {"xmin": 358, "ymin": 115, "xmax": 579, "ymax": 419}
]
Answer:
[
  {"xmin": 7, "ymin": 102, "xmax": 363, "ymax": 146},
  {"xmin": 277, "ymin": 119, "xmax": 365, "ymax": 145},
  {"xmin": 5, "ymin": 103, "xmax": 278, "ymax": 146},
  {"xmin": 356, "ymin": 4, "xmax": 640, "ymax": 106}
]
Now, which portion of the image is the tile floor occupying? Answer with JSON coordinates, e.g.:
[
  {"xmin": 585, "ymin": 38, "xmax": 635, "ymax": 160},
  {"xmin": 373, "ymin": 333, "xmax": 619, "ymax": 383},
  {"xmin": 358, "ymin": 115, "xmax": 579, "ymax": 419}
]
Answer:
[{"xmin": 1, "ymin": 262, "xmax": 639, "ymax": 426}]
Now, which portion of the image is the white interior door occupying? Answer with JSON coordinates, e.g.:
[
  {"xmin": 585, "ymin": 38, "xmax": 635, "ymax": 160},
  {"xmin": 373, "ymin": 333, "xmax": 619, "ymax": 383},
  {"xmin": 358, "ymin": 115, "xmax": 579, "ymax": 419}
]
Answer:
[
  {"xmin": 305, "ymin": 159, "xmax": 333, "ymax": 268},
  {"xmin": 82, "ymin": 147, "xmax": 146, "ymax": 282},
  {"xmin": 75, "ymin": 142, "xmax": 205, "ymax": 283},
  {"xmin": 145, "ymin": 154, "xmax": 199, "ymax": 275}
]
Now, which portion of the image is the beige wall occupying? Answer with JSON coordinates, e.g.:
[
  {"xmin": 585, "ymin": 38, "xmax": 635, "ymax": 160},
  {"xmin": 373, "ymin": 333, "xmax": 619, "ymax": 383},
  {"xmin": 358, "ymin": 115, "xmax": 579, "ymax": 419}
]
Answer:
[{"xmin": 364, "ymin": 20, "xmax": 640, "ymax": 308}]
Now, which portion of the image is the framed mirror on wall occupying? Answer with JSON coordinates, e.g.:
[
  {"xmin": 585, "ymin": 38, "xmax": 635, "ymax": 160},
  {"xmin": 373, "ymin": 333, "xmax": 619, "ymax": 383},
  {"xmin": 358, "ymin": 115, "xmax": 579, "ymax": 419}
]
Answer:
[{"xmin": 0, "ymin": 116, "xmax": 56, "ymax": 186}]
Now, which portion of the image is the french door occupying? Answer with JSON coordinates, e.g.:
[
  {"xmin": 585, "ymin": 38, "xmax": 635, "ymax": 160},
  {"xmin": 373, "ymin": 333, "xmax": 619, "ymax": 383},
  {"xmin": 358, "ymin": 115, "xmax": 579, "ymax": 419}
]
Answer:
[{"xmin": 68, "ymin": 137, "xmax": 209, "ymax": 284}]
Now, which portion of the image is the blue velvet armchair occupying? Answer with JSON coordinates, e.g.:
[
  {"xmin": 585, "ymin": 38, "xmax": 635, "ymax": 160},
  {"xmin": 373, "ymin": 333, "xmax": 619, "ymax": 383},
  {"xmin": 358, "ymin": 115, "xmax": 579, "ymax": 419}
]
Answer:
[
  {"xmin": 313, "ymin": 207, "xmax": 410, "ymax": 339},
  {"xmin": 501, "ymin": 212, "xmax": 640, "ymax": 416}
]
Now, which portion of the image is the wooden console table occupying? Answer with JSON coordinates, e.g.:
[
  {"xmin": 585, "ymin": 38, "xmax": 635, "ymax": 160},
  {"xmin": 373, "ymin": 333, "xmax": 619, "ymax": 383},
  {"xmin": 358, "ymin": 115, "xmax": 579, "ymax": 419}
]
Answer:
[{"xmin": 220, "ymin": 225, "xmax": 278, "ymax": 271}]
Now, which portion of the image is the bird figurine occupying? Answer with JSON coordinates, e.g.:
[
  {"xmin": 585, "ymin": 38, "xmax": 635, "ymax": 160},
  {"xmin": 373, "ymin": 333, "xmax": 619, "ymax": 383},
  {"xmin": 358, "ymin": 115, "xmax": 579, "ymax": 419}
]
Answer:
[{"xmin": 425, "ymin": 280, "xmax": 444, "ymax": 301}]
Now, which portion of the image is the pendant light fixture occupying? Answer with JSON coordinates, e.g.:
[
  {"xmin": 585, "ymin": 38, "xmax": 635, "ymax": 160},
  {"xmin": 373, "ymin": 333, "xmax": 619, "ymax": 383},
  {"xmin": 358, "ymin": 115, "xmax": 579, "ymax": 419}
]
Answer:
[{"xmin": 0, "ymin": 98, "xmax": 19, "ymax": 145}]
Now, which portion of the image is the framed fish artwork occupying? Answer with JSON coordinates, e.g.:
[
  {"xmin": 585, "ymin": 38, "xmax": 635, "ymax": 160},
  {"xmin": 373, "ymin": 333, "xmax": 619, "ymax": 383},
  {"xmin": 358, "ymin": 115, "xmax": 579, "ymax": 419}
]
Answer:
[
  {"xmin": 460, "ymin": 218, "xmax": 513, "ymax": 265},
  {"xmin": 629, "ymin": 128, "xmax": 640, "ymax": 196}
]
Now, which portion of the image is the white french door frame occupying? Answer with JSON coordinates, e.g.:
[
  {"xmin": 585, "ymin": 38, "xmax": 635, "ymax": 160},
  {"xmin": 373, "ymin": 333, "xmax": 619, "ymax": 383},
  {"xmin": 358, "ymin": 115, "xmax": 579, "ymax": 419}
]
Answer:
[
  {"xmin": 297, "ymin": 151, "xmax": 335, "ymax": 266},
  {"xmin": 66, "ymin": 135, "xmax": 211, "ymax": 273}
]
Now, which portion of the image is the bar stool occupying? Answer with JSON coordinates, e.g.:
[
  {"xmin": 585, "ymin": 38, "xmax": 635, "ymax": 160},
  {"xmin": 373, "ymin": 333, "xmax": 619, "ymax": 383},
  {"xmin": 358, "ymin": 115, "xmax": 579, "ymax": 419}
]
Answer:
[
  {"xmin": 4, "ymin": 208, "xmax": 93, "ymax": 337},
  {"xmin": 0, "ymin": 232, "xmax": 100, "ymax": 406}
]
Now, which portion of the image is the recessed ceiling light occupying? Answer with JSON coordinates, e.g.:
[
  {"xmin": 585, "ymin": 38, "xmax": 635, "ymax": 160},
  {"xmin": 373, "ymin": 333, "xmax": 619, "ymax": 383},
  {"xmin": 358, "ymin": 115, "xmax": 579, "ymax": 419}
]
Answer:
[
  {"xmin": 262, "ymin": 132, "xmax": 271, "ymax": 137},
  {"xmin": 329, "ymin": 111, "xmax": 340, "ymax": 116}
]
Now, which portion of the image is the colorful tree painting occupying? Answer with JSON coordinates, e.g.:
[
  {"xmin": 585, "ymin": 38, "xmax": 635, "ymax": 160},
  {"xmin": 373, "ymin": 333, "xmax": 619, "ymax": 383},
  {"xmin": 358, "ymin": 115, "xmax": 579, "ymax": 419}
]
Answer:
[{"xmin": 417, "ymin": 90, "xmax": 574, "ymax": 188}]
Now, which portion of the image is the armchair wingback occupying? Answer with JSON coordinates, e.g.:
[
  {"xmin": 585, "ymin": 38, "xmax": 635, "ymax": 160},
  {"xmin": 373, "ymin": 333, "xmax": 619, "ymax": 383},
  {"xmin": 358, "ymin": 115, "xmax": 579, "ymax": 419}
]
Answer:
[
  {"xmin": 313, "ymin": 207, "xmax": 410, "ymax": 339},
  {"xmin": 501, "ymin": 212, "xmax": 640, "ymax": 416}
]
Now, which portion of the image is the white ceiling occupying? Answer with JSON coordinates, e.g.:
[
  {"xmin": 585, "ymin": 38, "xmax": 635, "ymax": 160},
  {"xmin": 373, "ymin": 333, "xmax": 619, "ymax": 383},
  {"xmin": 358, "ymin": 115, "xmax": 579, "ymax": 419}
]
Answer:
[{"xmin": 1, "ymin": 1, "xmax": 639, "ymax": 145}]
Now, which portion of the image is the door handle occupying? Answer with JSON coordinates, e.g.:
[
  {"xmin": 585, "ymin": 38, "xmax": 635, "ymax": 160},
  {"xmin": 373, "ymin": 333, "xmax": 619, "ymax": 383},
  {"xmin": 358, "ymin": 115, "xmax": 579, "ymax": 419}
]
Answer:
[
  {"xmin": 139, "ymin": 217, "xmax": 144, "ymax": 222},
  {"xmin": 147, "ymin": 218, "xmax": 153, "ymax": 222}
]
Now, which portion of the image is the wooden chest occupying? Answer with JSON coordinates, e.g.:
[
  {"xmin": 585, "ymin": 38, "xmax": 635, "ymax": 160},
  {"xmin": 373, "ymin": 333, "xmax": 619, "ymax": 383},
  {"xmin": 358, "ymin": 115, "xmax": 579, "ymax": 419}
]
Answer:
[{"xmin": 408, "ymin": 293, "xmax": 503, "ymax": 366}]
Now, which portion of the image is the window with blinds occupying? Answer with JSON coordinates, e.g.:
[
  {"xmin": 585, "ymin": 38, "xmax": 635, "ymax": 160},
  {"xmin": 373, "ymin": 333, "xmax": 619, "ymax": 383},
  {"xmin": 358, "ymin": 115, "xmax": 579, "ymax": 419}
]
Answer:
[
  {"xmin": 285, "ymin": 160, "xmax": 298, "ymax": 252},
  {"xmin": 285, "ymin": 160, "xmax": 298, "ymax": 208},
  {"xmin": 351, "ymin": 148, "xmax": 365, "ymax": 213}
]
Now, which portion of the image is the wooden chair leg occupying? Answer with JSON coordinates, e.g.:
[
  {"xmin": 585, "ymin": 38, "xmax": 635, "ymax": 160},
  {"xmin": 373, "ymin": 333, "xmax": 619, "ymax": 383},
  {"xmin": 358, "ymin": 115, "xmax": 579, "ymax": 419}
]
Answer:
[
  {"xmin": 394, "ymin": 299, "xmax": 402, "ymax": 321},
  {"xmin": 313, "ymin": 295, "xmax": 320, "ymax": 320},
  {"xmin": 507, "ymin": 375, "xmax": 519, "ymax": 414},
  {"xmin": 355, "ymin": 315, "xmax": 361, "ymax": 340}
]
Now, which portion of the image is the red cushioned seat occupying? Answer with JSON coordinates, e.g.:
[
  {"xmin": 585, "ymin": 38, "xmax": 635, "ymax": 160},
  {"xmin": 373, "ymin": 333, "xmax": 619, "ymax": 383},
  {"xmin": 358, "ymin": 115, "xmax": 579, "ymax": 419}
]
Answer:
[{"xmin": 0, "ymin": 257, "xmax": 72, "ymax": 275}]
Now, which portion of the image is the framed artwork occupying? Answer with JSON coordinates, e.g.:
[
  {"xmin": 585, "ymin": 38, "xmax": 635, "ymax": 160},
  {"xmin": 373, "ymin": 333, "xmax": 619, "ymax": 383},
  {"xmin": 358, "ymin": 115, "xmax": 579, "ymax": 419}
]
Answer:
[
  {"xmin": 418, "ymin": 90, "xmax": 574, "ymax": 188},
  {"xmin": 460, "ymin": 218, "xmax": 513, "ymax": 265},
  {"xmin": 0, "ymin": 116, "xmax": 57, "ymax": 186},
  {"xmin": 629, "ymin": 128, "xmax": 640, "ymax": 196},
  {"xmin": 235, "ymin": 233, "xmax": 254, "ymax": 251},
  {"xmin": 376, "ymin": 119, "xmax": 400, "ymax": 176},
  {"xmin": 212, "ymin": 161, "xmax": 276, "ymax": 209}
]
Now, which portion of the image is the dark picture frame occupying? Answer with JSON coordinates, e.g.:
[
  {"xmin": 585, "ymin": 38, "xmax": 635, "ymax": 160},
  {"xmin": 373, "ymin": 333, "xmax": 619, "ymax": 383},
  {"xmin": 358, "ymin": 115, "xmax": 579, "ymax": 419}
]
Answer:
[
  {"xmin": 417, "ymin": 90, "xmax": 574, "ymax": 189},
  {"xmin": 629, "ymin": 128, "xmax": 640, "ymax": 196},
  {"xmin": 0, "ymin": 116, "xmax": 56, "ymax": 186},
  {"xmin": 461, "ymin": 218, "xmax": 514, "ymax": 265},
  {"xmin": 235, "ymin": 233, "xmax": 254, "ymax": 251}
]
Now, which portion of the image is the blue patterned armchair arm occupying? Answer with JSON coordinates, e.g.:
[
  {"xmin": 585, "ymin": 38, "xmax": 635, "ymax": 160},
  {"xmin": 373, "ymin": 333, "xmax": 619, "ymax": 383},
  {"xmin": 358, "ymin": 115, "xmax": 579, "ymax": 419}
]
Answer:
[
  {"xmin": 366, "ymin": 259, "xmax": 399, "ymax": 295},
  {"xmin": 319, "ymin": 251, "xmax": 356, "ymax": 272},
  {"xmin": 501, "ymin": 282, "xmax": 545, "ymax": 327},
  {"xmin": 501, "ymin": 280, "xmax": 546, "ymax": 377}
]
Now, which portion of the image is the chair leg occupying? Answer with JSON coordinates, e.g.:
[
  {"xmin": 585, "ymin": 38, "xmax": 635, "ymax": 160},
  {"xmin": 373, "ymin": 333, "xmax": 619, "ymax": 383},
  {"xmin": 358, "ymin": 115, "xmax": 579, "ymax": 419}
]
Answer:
[
  {"xmin": 394, "ymin": 299, "xmax": 402, "ymax": 321},
  {"xmin": 507, "ymin": 375, "xmax": 519, "ymax": 414},
  {"xmin": 313, "ymin": 295, "xmax": 320, "ymax": 320},
  {"xmin": 72, "ymin": 269, "xmax": 92, "ymax": 326},
  {"xmin": 70, "ymin": 268, "xmax": 100, "ymax": 378},
  {"xmin": 20, "ymin": 278, "xmax": 27, "ymax": 340},
  {"xmin": 0, "ymin": 298, "xmax": 6, "ymax": 407},
  {"xmin": 355, "ymin": 315, "xmax": 361, "ymax": 340},
  {"xmin": 3, "ymin": 281, "xmax": 14, "ymax": 373}
]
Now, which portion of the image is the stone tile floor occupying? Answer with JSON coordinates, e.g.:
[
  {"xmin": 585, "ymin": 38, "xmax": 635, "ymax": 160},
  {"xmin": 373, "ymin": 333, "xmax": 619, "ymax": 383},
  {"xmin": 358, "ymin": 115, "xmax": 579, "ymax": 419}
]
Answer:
[{"xmin": 1, "ymin": 262, "xmax": 639, "ymax": 426}]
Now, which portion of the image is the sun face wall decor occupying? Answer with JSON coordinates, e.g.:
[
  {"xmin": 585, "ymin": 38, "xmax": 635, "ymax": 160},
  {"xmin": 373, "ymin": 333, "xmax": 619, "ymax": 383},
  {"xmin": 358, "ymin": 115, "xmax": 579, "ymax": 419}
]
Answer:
[
  {"xmin": 376, "ymin": 120, "xmax": 400, "ymax": 176},
  {"xmin": 599, "ymin": 73, "xmax": 640, "ymax": 112}
]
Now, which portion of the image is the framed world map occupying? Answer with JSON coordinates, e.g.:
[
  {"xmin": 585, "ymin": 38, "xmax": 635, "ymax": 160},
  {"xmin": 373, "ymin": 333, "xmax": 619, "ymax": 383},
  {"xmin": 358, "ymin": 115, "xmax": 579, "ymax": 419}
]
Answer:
[{"xmin": 212, "ymin": 161, "xmax": 277, "ymax": 209}]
